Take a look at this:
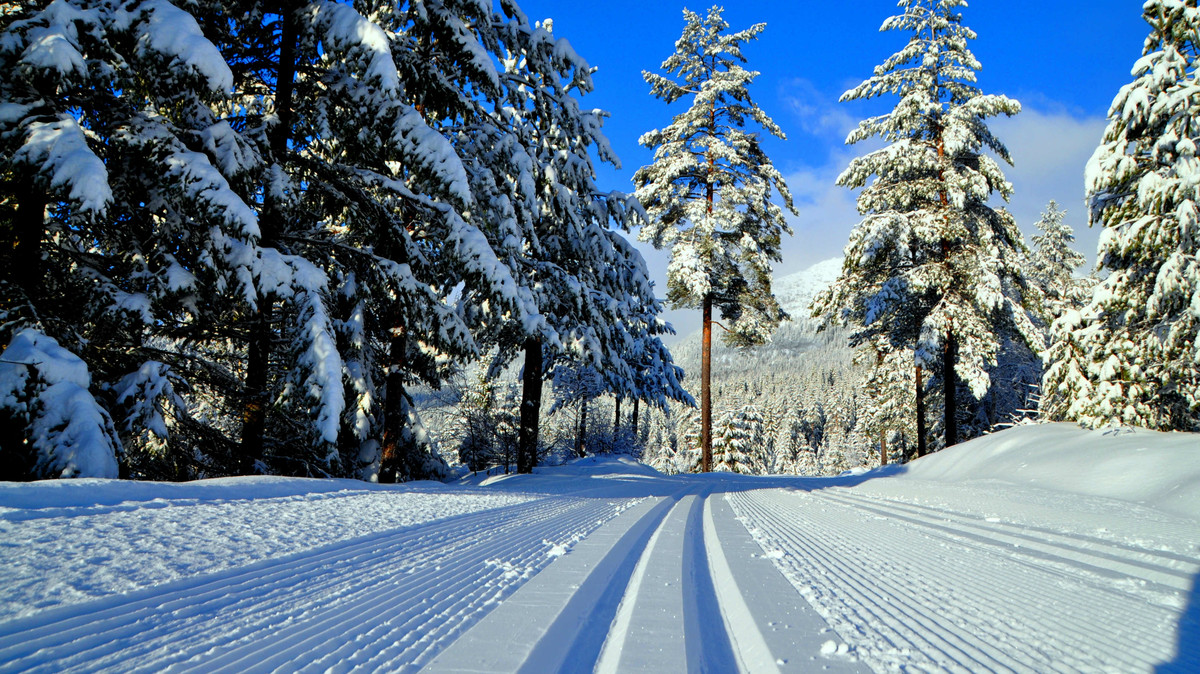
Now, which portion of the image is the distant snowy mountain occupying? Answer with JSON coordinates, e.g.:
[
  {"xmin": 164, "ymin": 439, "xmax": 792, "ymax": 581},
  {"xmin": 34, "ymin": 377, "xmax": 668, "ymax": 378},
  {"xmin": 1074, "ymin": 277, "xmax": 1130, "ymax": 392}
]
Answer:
[
  {"xmin": 670, "ymin": 257, "xmax": 847, "ymax": 367},
  {"xmin": 772, "ymin": 257, "xmax": 845, "ymax": 320}
]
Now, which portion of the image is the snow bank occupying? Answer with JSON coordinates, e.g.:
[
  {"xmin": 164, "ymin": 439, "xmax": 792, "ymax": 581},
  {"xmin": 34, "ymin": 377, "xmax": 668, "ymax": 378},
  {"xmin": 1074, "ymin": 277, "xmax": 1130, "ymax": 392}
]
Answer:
[{"xmin": 899, "ymin": 423, "xmax": 1200, "ymax": 518}]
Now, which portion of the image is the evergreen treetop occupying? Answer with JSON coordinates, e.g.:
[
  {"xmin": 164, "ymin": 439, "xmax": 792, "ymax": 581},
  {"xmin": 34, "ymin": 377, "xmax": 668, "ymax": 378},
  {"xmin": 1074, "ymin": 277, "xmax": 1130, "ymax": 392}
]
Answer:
[{"xmin": 635, "ymin": 5, "xmax": 796, "ymax": 346}]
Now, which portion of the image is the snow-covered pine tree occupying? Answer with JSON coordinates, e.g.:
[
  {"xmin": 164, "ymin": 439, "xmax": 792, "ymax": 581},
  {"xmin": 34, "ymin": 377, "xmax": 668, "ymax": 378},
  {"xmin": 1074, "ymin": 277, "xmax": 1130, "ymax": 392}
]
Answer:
[
  {"xmin": 1030, "ymin": 201, "xmax": 1090, "ymax": 321},
  {"xmin": 447, "ymin": 10, "xmax": 683, "ymax": 474},
  {"xmin": 635, "ymin": 6, "xmax": 796, "ymax": 472},
  {"xmin": 858, "ymin": 341, "xmax": 918, "ymax": 463},
  {"xmin": 711, "ymin": 405, "xmax": 765, "ymax": 474},
  {"xmin": 550, "ymin": 362, "xmax": 605, "ymax": 457},
  {"xmin": 812, "ymin": 0, "xmax": 1043, "ymax": 450},
  {"xmin": 457, "ymin": 372, "xmax": 500, "ymax": 473},
  {"xmin": 204, "ymin": 1, "xmax": 534, "ymax": 480},
  {"xmin": 1044, "ymin": 0, "xmax": 1200, "ymax": 431},
  {"xmin": 0, "ymin": 0, "xmax": 261, "ymax": 478}
]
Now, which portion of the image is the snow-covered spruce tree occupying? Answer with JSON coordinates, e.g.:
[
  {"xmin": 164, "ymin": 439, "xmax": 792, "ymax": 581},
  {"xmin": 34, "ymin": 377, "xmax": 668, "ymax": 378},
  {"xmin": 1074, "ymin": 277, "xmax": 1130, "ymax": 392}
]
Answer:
[
  {"xmin": 711, "ymin": 405, "xmax": 765, "ymax": 474},
  {"xmin": 205, "ymin": 1, "xmax": 532, "ymax": 480},
  {"xmin": 857, "ymin": 342, "xmax": 919, "ymax": 463},
  {"xmin": 1030, "ymin": 201, "xmax": 1090, "ymax": 321},
  {"xmin": 1044, "ymin": 1, "xmax": 1200, "ymax": 431},
  {"xmin": 0, "ymin": 0, "xmax": 263, "ymax": 478},
  {"xmin": 457, "ymin": 12, "xmax": 687, "ymax": 473},
  {"xmin": 550, "ymin": 362, "xmax": 605, "ymax": 457},
  {"xmin": 812, "ymin": 0, "xmax": 1042, "ymax": 450},
  {"xmin": 635, "ymin": 6, "xmax": 796, "ymax": 472}
]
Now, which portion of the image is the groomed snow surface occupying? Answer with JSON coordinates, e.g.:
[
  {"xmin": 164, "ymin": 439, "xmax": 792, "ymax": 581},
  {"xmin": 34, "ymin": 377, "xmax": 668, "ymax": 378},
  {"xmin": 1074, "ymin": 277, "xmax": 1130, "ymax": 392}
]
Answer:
[{"xmin": 1, "ymin": 423, "xmax": 1197, "ymax": 673}]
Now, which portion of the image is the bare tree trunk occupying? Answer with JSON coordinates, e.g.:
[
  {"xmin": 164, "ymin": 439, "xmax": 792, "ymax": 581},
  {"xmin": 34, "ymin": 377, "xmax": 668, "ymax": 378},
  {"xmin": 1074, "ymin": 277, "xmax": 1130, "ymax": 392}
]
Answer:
[
  {"xmin": 10, "ymin": 177, "xmax": 45, "ymax": 304},
  {"xmin": 517, "ymin": 337, "xmax": 542, "ymax": 473},
  {"xmin": 916, "ymin": 365, "xmax": 927, "ymax": 458},
  {"xmin": 613, "ymin": 395, "xmax": 621, "ymax": 440},
  {"xmin": 701, "ymin": 295, "xmax": 713, "ymax": 473},
  {"xmin": 377, "ymin": 323, "xmax": 408, "ymax": 483},
  {"xmin": 241, "ymin": 0, "xmax": 298, "ymax": 472},
  {"xmin": 632, "ymin": 397, "xmax": 640, "ymax": 443},
  {"xmin": 575, "ymin": 398, "xmax": 588, "ymax": 458},
  {"xmin": 880, "ymin": 431, "xmax": 888, "ymax": 466},
  {"xmin": 239, "ymin": 310, "xmax": 272, "ymax": 473},
  {"xmin": 944, "ymin": 330, "xmax": 958, "ymax": 448}
]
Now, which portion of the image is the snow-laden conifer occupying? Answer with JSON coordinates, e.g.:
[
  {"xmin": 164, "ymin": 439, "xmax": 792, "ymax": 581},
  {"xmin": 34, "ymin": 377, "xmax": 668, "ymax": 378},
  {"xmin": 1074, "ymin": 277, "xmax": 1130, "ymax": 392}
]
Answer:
[
  {"xmin": 436, "ymin": 9, "xmax": 691, "ymax": 472},
  {"xmin": 0, "ymin": 329, "xmax": 121, "ymax": 479},
  {"xmin": 1044, "ymin": 0, "xmax": 1200, "ymax": 431},
  {"xmin": 813, "ymin": 0, "xmax": 1042, "ymax": 449},
  {"xmin": 0, "ymin": 0, "xmax": 266, "ymax": 478},
  {"xmin": 1030, "ymin": 201, "xmax": 1090, "ymax": 321},
  {"xmin": 711, "ymin": 405, "xmax": 765, "ymax": 474},
  {"xmin": 635, "ymin": 6, "xmax": 796, "ymax": 471}
]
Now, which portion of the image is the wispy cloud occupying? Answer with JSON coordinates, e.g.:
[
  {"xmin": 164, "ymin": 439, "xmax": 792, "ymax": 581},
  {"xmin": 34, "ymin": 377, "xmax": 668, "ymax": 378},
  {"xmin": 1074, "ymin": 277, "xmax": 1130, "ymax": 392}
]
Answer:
[
  {"xmin": 778, "ymin": 77, "xmax": 858, "ymax": 141},
  {"xmin": 990, "ymin": 107, "xmax": 1107, "ymax": 266}
]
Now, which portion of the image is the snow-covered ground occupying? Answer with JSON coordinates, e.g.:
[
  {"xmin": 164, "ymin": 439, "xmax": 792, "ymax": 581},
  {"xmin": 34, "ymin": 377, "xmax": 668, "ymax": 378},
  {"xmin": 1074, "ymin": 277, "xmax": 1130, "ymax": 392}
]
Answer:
[{"xmin": 0, "ymin": 424, "xmax": 1197, "ymax": 672}]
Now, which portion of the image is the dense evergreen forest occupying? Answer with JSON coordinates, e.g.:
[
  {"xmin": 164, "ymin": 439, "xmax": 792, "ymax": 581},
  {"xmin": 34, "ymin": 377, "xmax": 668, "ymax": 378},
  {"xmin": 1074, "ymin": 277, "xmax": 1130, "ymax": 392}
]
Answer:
[{"xmin": 2, "ymin": 0, "xmax": 1197, "ymax": 483}]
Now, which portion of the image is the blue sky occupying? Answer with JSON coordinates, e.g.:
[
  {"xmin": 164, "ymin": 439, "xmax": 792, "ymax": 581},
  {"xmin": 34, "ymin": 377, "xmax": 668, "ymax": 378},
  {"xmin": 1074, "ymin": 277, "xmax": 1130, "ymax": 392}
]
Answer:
[{"xmin": 512, "ymin": 1, "xmax": 1148, "ymax": 338}]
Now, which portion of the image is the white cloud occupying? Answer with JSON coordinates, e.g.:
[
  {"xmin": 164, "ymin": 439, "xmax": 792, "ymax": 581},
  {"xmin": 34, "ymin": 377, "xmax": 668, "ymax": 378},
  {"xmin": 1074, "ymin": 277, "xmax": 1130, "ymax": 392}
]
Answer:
[
  {"xmin": 779, "ymin": 77, "xmax": 858, "ymax": 140},
  {"xmin": 990, "ymin": 107, "xmax": 1107, "ymax": 267}
]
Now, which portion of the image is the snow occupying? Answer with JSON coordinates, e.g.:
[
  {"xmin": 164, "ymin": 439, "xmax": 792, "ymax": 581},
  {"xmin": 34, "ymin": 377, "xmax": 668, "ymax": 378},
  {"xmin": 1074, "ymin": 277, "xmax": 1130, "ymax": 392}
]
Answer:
[
  {"xmin": 0, "ymin": 425, "xmax": 1197, "ymax": 672},
  {"xmin": 772, "ymin": 257, "xmax": 845, "ymax": 317},
  {"xmin": 131, "ymin": 0, "xmax": 233, "ymax": 92},
  {"xmin": 15, "ymin": 116, "xmax": 111, "ymax": 214},
  {"xmin": 0, "ymin": 330, "xmax": 120, "ymax": 479}
]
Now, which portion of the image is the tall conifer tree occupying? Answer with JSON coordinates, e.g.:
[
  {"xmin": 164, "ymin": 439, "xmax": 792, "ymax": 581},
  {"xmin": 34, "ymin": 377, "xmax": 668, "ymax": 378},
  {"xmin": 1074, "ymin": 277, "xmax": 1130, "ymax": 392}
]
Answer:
[
  {"xmin": 813, "ymin": 0, "xmax": 1042, "ymax": 450},
  {"xmin": 1044, "ymin": 0, "xmax": 1200, "ymax": 431},
  {"xmin": 635, "ymin": 6, "xmax": 796, "ymax": 472}
]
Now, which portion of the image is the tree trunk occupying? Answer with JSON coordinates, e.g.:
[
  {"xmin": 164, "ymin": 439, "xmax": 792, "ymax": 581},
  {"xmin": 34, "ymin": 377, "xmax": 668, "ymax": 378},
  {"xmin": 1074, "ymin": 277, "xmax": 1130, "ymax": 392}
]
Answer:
[
  {"xmin": 239, "ymin": 308, "xmax": 272, "ymax": 473},
  {"xmin": 632, "ymin": 397, "xmax": 640, "ymax": 444},
  {"xmin": 576, "ymin": 398, "xmax": 588, "ymax": 458},
  {"xmin": 517, "ymin": 336, "xmax": 542, "ymax": 473},
  {"xmin": 377, "ymin": 323, "xmax": 408, "ymax": 483},
  {"xmin": 10, "ymin": 178, "xmax": 45, "ymax": 304},
  {"xmin": 944, "ymin": 330, "xmax": 958, "ymax": 448},
  {"xmin": 915, "ymin": 364, "xmax": 927, "ymax": 458},
  {"xmin": 880, "ymin": 431, "xmax": 888, "ymax": 467},
  {"xmin": 613, "ymin": 395, "xmax": 621, "ymax": 437},
  {"xmin": 241, "ymin": 1, "xmax": 298, "ymax": 472},
  {"xmin": 701, "ymin": 295, "xmax": 713, "ymax": 473}
]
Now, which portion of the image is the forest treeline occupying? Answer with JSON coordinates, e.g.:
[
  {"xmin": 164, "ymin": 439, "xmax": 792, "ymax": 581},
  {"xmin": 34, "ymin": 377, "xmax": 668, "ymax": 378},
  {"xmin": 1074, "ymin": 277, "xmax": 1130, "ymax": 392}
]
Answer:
[{"xmin": 3, "ymin": 0, "xmax": 1197, "ymax": 483}]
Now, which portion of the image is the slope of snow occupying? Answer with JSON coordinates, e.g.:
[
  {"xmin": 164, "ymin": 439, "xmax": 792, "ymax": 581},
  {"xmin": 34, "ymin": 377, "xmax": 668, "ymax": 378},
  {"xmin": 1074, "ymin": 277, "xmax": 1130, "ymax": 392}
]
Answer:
[
  {"xmin": 896, "ymin": 422, "xmax": 1200, "ymax": 518},
  {"xmin": 0, "ymin": 424, "xmax": 1196, "ymax": 672}
]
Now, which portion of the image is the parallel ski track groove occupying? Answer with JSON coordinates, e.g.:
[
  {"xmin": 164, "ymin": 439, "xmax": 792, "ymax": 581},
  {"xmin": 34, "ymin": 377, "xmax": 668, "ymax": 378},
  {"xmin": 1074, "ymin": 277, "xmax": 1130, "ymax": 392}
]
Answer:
[
  {"xmin": 0, "ymin": 495, "xmax": 635, "ymax": 674},
  {"xmin": 822, "ymin": 488, "xmax": 1200, "ymax": 581},
  {"xmin": 814, "ymin": 490, "xmax": 1194, "ymax": 596},
  {"xmin": 731, "ymin": 491, "xmax": 1023, "ymax": 673},
  {"xmin": 682, "ymin": 493, "xmax": 739, "ymax": 674},
  {"xmin": 731, "ymin": 489, "xmax": 1179, "ymax": 672},
  {"xmin": 792, "ymin": 490, "xmax": 1174, "ymax": 671}
]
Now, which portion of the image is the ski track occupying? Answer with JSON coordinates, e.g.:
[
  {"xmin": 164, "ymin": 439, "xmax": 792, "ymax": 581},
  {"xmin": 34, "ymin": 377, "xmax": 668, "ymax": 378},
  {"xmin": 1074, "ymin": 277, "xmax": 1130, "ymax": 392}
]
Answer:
[
  {"xmin": 0, "ymin": 470, "xmax": 1195, "ymax": 673},
  {"xmin": 729, "ymin": 485, "xmax": 1199, "ymax": 673},
  {"xmin": 0, "ymin": 495, "xmax": 641, "ymax": 673}
]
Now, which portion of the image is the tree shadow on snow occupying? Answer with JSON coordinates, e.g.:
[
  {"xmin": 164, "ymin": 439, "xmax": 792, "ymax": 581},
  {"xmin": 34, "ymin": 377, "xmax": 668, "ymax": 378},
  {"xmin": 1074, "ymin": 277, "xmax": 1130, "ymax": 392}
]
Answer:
[
  {"xmin": 1156, "ymin": 571, "xmax": 1200, "ymax": 673},
  {"xmin": 457, "ymin": 456, "xmax": 905, "ymax": 499},
  {"xmin": 680, "ymin": 463, "xmax": 908, "ymax": 496}
]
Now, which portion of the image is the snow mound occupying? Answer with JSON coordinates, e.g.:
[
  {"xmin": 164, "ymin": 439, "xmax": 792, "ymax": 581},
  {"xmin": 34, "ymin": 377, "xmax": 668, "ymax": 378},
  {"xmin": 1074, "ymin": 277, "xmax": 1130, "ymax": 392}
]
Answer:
[{"xmin": 899, "ymin": 423, "xmax": 1200, "ymax": 518}]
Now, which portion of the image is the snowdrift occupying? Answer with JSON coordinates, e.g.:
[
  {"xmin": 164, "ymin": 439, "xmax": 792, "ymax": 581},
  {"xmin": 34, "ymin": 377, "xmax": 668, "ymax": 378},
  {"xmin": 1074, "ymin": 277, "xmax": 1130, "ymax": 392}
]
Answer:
[{"xmin": 896, "ymin": 422, "xmax": 1200, "ymax": 518}]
